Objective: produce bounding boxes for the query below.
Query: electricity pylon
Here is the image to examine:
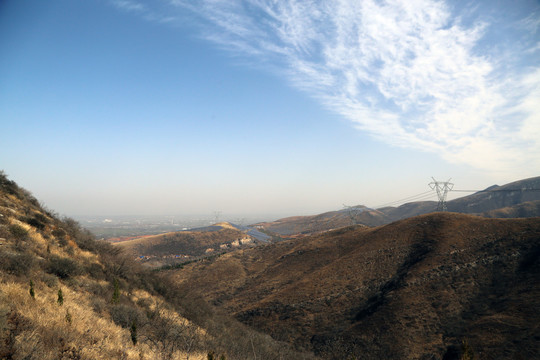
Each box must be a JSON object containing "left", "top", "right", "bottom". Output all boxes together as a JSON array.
[{"left": 429, "top": 177, "right": 454, "bottom": 211}]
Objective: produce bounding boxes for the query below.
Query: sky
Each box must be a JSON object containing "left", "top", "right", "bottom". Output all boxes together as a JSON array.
[{"left": 1, "top": 0, "right": 539, "bottom": 219}]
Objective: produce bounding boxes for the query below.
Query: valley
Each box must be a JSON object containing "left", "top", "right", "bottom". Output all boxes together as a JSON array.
[
  {"left": 114, "top": 222, "right": 271, "bottom": 268},
  {"left": 1, "top": 173, "right": 539, "bottom": 359},
  {"left": 172, "top": 213, "right": 540, "bottom": 359}
]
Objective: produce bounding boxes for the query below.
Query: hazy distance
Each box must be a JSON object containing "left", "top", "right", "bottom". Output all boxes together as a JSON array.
[{"left": 1, "top": 0, "right": 538, "bottom": 218}]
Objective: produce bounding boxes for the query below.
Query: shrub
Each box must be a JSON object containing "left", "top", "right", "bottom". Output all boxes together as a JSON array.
[
  {"left": 0, "top": 224, "right": 9, "bottom": 238},
  {"left": 91, "top": 298, "right": 107, "bottom": 315},
  {"left": 73, "top": 229, "right": 99, "bottom": 252},
  {"left": 39, "top": 273, "right": 58, "bottom": 288},
  {"left": 45, "top": 255, "right": 80, "bottom": 279},
  {"left": 65, "top": 309, "right": 72, "bottom": 324},
  {"left": 461, "top": 340, "right": 476, "bottom": 360},
  {"left": 109, "top": 304, "right": 143, "bottom": 329},
  {"left": 130, "top": 321, "right": 137, "bottom": 345},
  {"left": 9, "top": 224, "right": 28, "bottom": 240},
  {"left": 111, "top": 279, "right": 120, "bottom": 304},
  {"left": 51, "top": 228, "right": 67, "bottom": 239},
  {"left": 86, "top": 262, "right": 105, "bottom": 280},
  {"left": 0, "top": 251, "right": 35, "bottom": 276},
  {"left": 23, "top": 215, "right": 47, "bottom": 231},
  {"left": 0, "top": 211, "right": 8, "bottom": 225},
  {"left": 0, "top": 303, "right": 8, "bottom": 333},
  {"left": 57, "top": 237, "right": 68, "bottom": 247},
  {"left": 29, "top": 280, "right": 35, "bottom": 299},
  {"left": 57, "top": 289, "right": 64, "bottom": 306},
  {"left": 0, "top": 171, "right": 19, "bottom": 196}
]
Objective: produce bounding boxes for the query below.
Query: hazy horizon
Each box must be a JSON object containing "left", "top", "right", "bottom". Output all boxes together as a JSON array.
[{"left": 1, "top": 0, "right": 539, "bottom": 218}]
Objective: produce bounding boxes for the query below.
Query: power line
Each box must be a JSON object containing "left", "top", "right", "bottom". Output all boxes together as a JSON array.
[
  {"left": 371, "top": 183, "right": 540, "bottom": 211},
  {"left": 374, "top": 190, "right": 436, "bottom": 209},
  {"left": 452, "top": 188, "right": 540, "bottom": 193}
]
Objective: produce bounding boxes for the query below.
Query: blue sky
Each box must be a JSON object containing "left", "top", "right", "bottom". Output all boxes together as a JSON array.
[{"left": 1, "top": 0, "right": 539, "bottom": 218}]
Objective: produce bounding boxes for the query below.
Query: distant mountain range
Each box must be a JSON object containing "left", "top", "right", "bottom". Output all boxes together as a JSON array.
[{"left": 255, "top": 176, "right": 540, "bottom": 236}]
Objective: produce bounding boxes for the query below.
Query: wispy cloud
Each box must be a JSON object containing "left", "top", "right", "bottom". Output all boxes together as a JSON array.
[
  {"left": 112, "top": 0, "right": 177, "bottom": 23},
  {"left": 112, "top": 0, "right": 146, "bottom": 13},
  {"left": 115, "top": 0, "right": 540, "bottom": 174}
]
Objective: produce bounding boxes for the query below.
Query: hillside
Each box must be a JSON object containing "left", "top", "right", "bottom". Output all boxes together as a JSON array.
[
  {"left": 481, "top": 200, "right": 540, "bottom": 219},
  {"left": 448, "top": 176, "right": 540, "bottom": 213},
  {"left": 255, "top": 176, "right": 540, "bottom": 237},
  {"left": 0, "top": 172, "right": 311, "bottom": 359},
  {"left": 378, "top": 201, "right": 437, "bottom": 222},
  {"left": 381, "top": 176, "right": 540, "bottom": 221},
  {"left": 115, "top": 222, "right": 269, "bottom": 267},
  {"left": 253, "top": 206, "right": 384, "bottom": 237},
  {"left": 173, "top": 212, "right": 540, "bottom": 359}
]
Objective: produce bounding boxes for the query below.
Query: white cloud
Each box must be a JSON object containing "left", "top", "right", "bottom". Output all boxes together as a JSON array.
[
  {"left": 116, "top": 0, "right": 540, "bottom": 175},
  {"left": 113, "top": 0, "right": 146, "bottom": 13},
  {"left": 112, "top": 0, "right": 177, "bottom": 23}
]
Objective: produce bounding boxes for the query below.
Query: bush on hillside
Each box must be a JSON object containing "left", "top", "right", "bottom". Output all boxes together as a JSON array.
[
  {"left": 45, "top": 255, "right": 80, "bottom": 279},
  {"left": 51, "top": 228, "right": 66, "bottom": 239},
  {"left": 9, "top": 224, "right": 28, "bottom": 240},
  {"left": 0, "top": 171, "right": 19, "bottom": 196},
  {"left": 109, "top": 304, "right": 144, "bottom": 329},
  {"left": 0, "top": 224, "right": 9, "bottom": 238},
  {"left": 0, "top": 251, "right": 35, "bottom": 276},
  {"left": 21, "top": 213, "right": 48, "bottom": 231}
]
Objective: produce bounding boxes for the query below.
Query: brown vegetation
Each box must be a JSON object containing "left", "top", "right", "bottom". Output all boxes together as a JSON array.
[
  {"left": 3, "top": 169, "right": 539, "bottom": 359},
  {"left": 174, "top": 212, "right": 540, "bottom": 359},
  {"left": 115, "top": 225, "right": 259, "bottom": 268},
  {"left": 0, "top": 171, "right": 311, "bottom": 359},
  {"left": 256, "top": 177, "right": 540, "bottom": 238},
  {"left": 253, "top": 209, "right": 378, "bottom": 237}
]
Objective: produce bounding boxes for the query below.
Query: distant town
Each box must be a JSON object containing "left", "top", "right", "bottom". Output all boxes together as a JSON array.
[{"left": 75, "top": 215, "right": 269, "bottom": 240}]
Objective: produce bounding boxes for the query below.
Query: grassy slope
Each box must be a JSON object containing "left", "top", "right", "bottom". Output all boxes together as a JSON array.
[
  {"left": 254, "top": 210, "right": 381, "bottom": 237},
  {"left": 174, "top": 213, "right": 540, "bottom": 359},
  {"left": 0, "top": 173, "right": 311, "bottom": 360},
  {"left": 116, "top": 227, "right": 251, "bottom": 257}
]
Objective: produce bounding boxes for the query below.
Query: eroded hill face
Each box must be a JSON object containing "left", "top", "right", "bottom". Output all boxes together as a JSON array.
[{"left": 174, "top": 213, "right": 540, "bottom": 359}]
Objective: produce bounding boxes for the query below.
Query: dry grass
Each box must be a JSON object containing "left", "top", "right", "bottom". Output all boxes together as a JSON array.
[
  {"left": 0, "top": 272, "right": 209, "bottom": 360},
  {"left": 0, "top": 172, "right": 320, "bottom": 359},
  {"left": 0, "top": 173, "right": 213, "bottom": 360},
  {"left": 175, "top": 213, "right": 540, "bottom": 359}
]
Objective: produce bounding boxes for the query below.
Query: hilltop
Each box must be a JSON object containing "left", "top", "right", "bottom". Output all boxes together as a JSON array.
[
  {"left": 174, "top": 212, "right": 540, "bottom": 359},
  {"left": 381, "top": 176, "right": 540, "bottom": 221},
  {"left": 253, "top": 206, "right": 379, "bottom": 237},
  {"left": 114, "top": 222, "right": 270, "bottom": 268},
  {"left": 0, "top": 172, "right": 311, "bottom": 359},
  {"left": 2, "top": 170, "right": 539, "bottom": 359},
  {"left": 256, "top": 176, "right": 540, "bottom": 237}
]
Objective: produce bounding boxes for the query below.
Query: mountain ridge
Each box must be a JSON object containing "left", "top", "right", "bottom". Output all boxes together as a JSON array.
[
  {"left": 174, "top": 212, "right": 540, "bottom": 359},
  {"left": 114, "top": 221, "right": 271, "bottom": 267},
  {"left": 255, "top": 176, "right": 540, "bottom": 236}
]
